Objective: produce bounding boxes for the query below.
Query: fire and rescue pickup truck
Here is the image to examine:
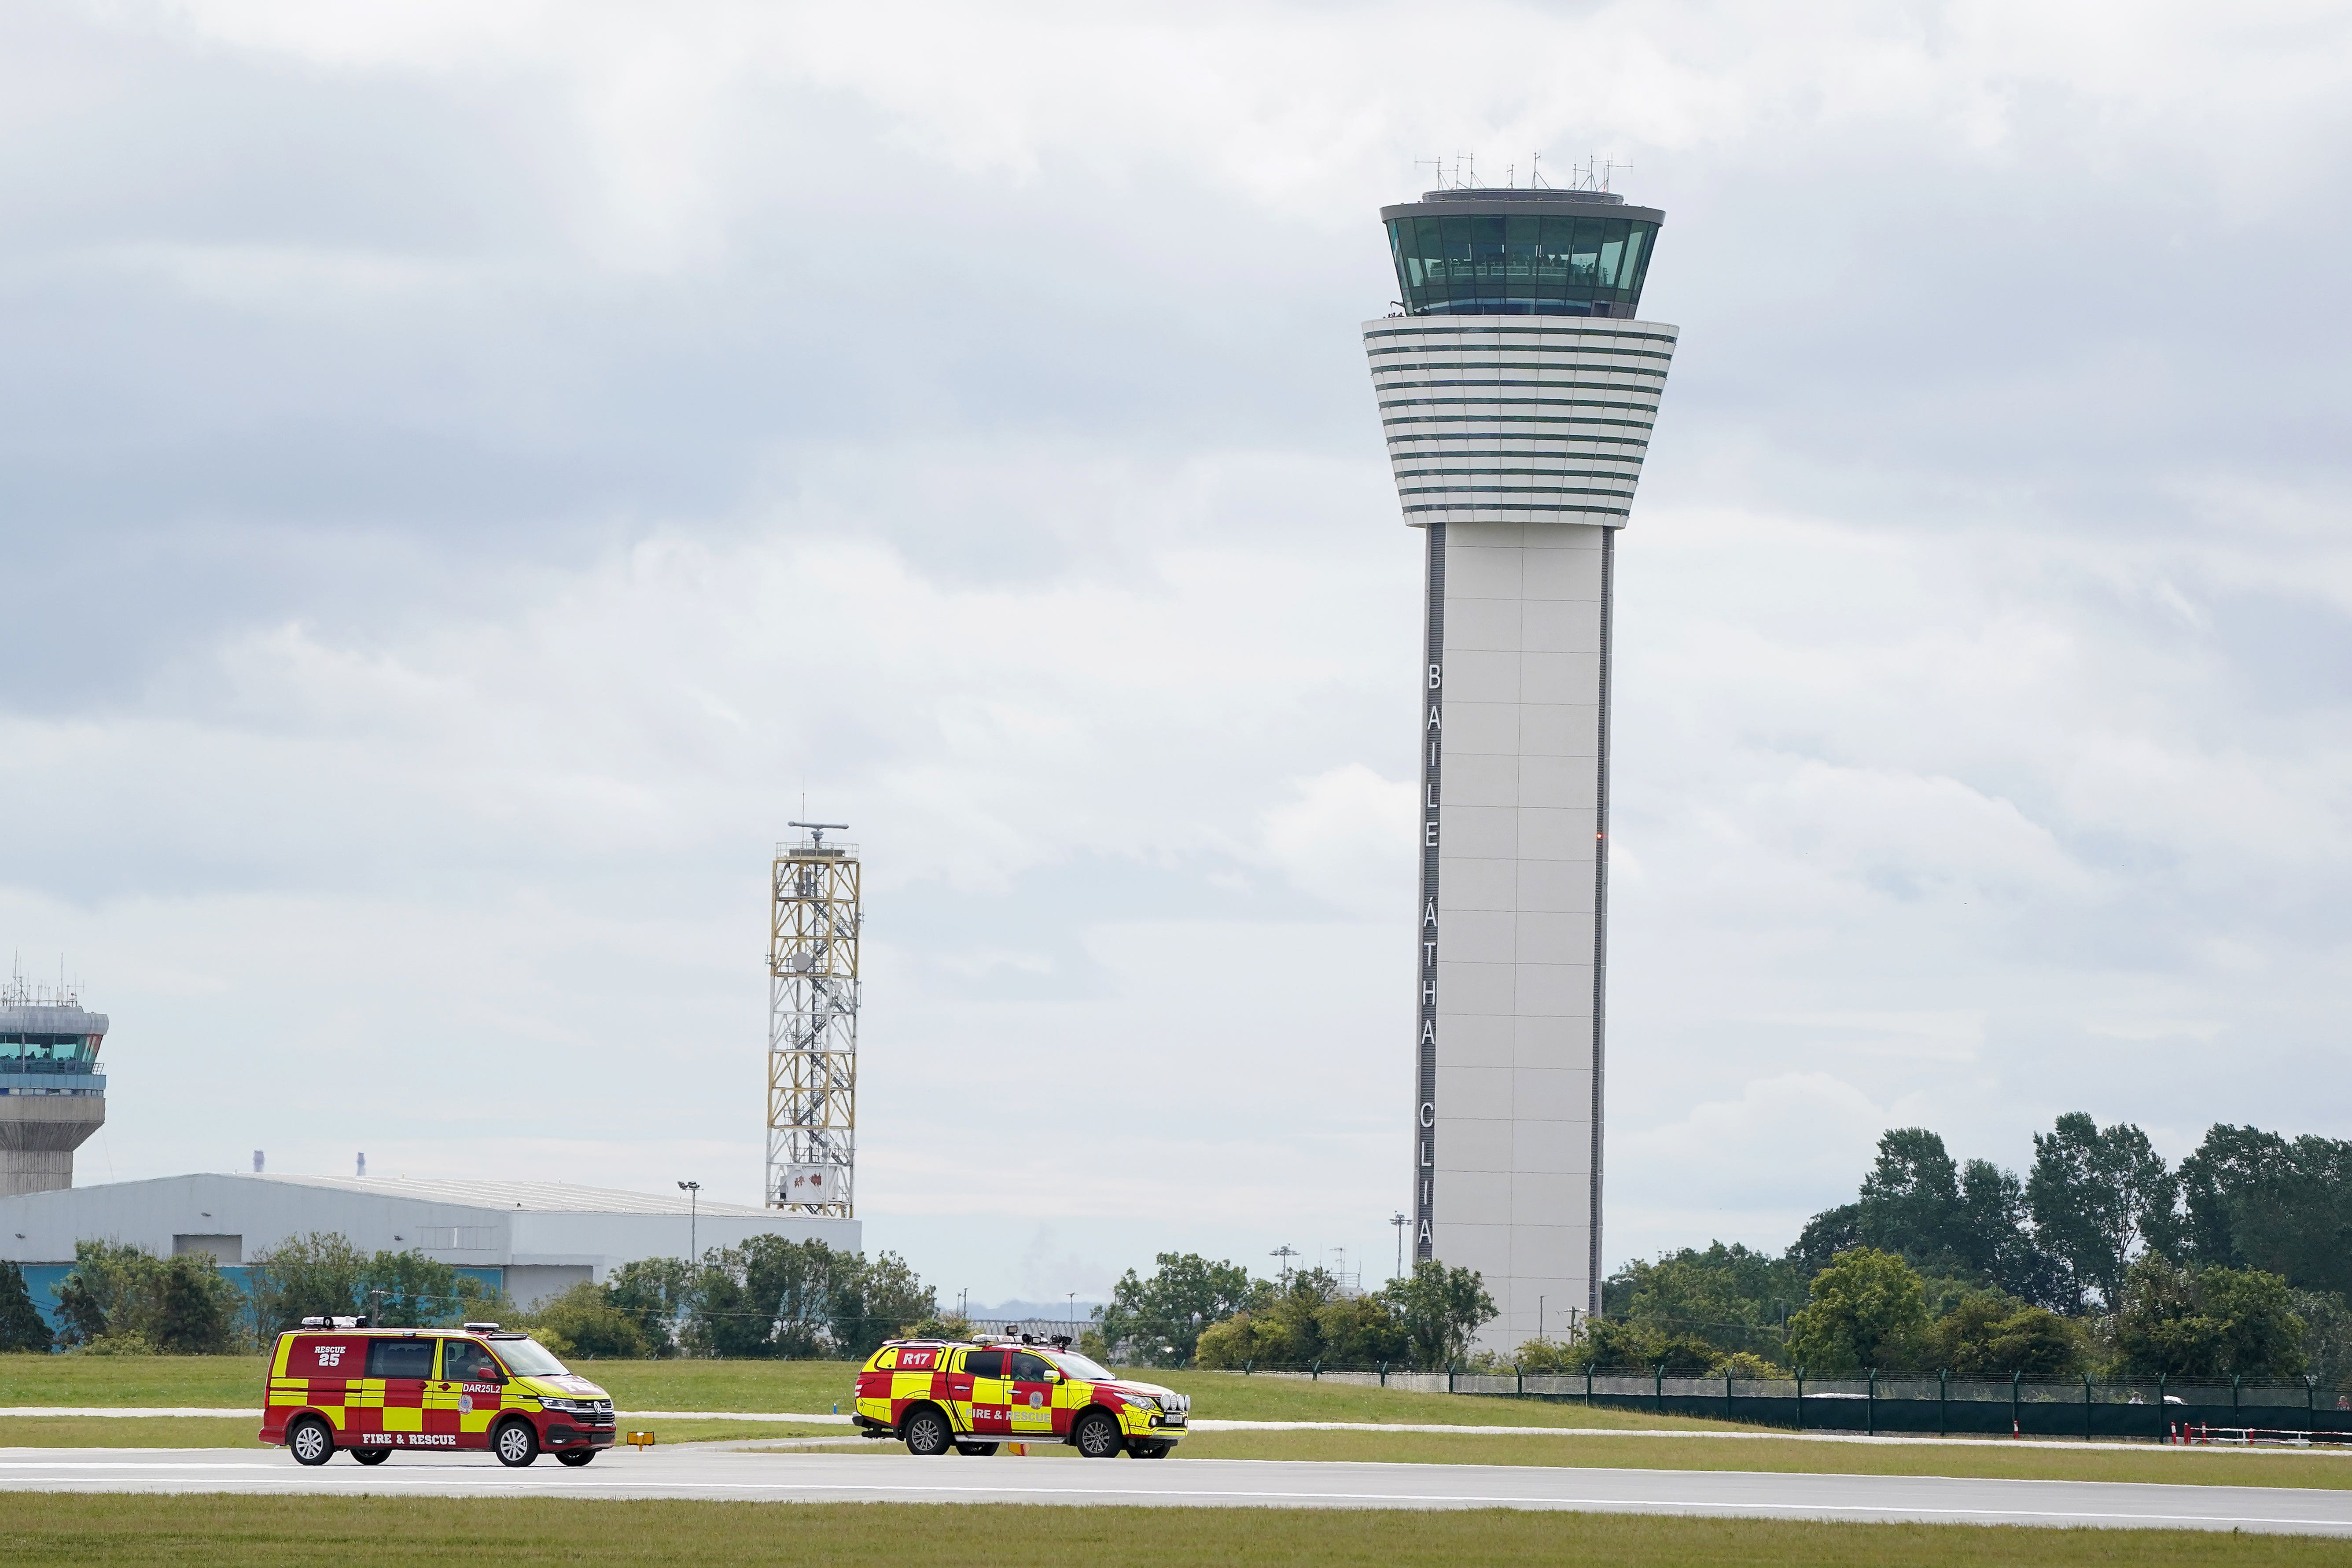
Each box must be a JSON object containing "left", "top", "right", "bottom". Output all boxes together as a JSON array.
[
  {"left": 853, "top": 1334, "right": 1191, "bottom": 1458},
  {"left": 260, "top": 1318, "right": 616, "bottom": 1467}
]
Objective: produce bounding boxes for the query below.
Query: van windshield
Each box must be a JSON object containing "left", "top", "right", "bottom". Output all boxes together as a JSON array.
[{"left": 487, "top": 1336, "right": 570, "bottom": 1377}]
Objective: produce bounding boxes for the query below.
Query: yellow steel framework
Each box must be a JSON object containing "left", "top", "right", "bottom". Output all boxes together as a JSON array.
[{"left": 767, "top": 826, "right": 858, "bottom": 1217}]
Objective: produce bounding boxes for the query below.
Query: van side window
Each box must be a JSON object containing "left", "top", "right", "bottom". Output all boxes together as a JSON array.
[
  {"left": 366, "top": 1339, "right": 436, "bottom": 1380},
  {"left": 963, "top": 1349, "right": 1006, "bottom": 1379},
  {"left": 441, "top": 1340, "right": 501, "bottom": 1383}
]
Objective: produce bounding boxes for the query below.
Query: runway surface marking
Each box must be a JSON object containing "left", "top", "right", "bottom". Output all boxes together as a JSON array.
[
  {"left": 5, "top": 1409, "right": 2345, "bottom": 1456},
  {"left": 5, "top": 1448, "right": 2352, "bottom": 1534}
]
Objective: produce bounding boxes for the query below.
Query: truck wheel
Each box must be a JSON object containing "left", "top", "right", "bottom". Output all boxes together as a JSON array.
[
  {"left": 955, "top": 1442, "right": 999, "bottom": 1457},
  {"left": 556, "top": 1450, "right": 596, "bottom": 1467},
  {"left": 287, "top": 1416, "right": 335, "bottom": 1467},
  {"left": 349, "top": 1447, "right": 390, "bottom": 1466},
  {"left": 1072, "top": 1409, "right": 1123, "bottom": 1458},
  {"left": 902, "top": 1405, "right": 952, "bottom": 1456},
  {"left": 494, "top": 1419, "right": 541, "bottom": 1467}
]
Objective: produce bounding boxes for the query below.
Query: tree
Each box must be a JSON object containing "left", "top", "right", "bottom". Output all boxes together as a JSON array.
[
  {"left": 1952, "top": 1158, "right": 2068, "bottom": 1307},
  {"left": 0, "top": 1261, "right": 52, "bottom": 1352},
  {"left": 2027, "top": 1113, "right": 2179, "bottom": 1310},
  {"left": 605, "top": 1257, "right": 690, "bottom": 1356},
  {"left": 1190, "top": 1269, "right": 1409, "bottom": 1369},
  {"left": 523, "top": 1281, "right": 651, "bottom": 1359},
  {"left": 49, "top": 1242, "right": 240, "bottom": 1353},
  {"left": 835, "top": 1251, "right": 935, "bottom": 1358},
  {"left": 2178, "top": 1125, "right": 2352, "bottom": 1296},
  {"left": 247, "top": 1232, "right": 369, "bottom": 1337},
  {"left": 1857, "top": 1128, "right": 1966, "bottom": 1265},
  {"left": 1097, "top": 1253, "right": 1270, "bottom": 1366},
  {"left": 155, "top": 1254, "right": 242, "bottom": 1353},
  {"left": 2113, "top": 1258, "right": 2307, "bottom": 1380},
  {"left": 1380, "top": 1259, "right": 1495, "bottom": 1369},
  {"left": 1785, "top": 1248, "right": 1928, "bottom": 1373},
  {"left": 1924, "top": 1290, "right": 2083, "bottom": 1377},
  {"left": 1787, "top": 1204, "right": 1862, "bottom": 1280},
  {"left": 1610, "top": 1244, "right": 1804, "bottom": 1361}
]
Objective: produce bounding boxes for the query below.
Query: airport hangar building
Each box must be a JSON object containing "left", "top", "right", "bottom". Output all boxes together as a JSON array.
[{"left": 0, "top": 1172, "right": 861, "bottom": 1329}]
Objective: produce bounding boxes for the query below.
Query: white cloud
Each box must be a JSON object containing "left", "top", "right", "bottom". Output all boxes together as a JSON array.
[{"left": 4, "top": 0, "right": 2351, "bottom": 1300}]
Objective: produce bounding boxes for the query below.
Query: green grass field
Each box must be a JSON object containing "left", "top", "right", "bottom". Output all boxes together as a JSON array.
[
  {"left": 0, "top": 1356, "right": 1739, "bottom": 1430},
  {"left": 0, "top": 1494, "right": 2344, "bottom": 1567}
]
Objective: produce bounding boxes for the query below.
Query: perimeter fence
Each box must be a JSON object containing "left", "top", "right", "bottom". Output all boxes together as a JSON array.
[{"left": 1212, "top": 1362, "right": 2352, "bottom": 1441}]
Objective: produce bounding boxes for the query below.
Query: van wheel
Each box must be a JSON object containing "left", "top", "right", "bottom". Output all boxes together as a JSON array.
[
  {"left": 956, "top": 1442, "right": 999, "bottom": 1457},
  {"left": 556, "top": 1450, "right": 596, "bottom": 1467},
  {"left": 349, "top": 1447, "right": 390, "bottom": 1465},
  {"left": 287, "top": 1416, "right": 335, "bottom": 1466},
  {"left": 1072, "top": 1409, "right": 1123, "bottom": 1458},
  {"left": 494, "top": 1419, "right": 540, "bottom": 1467},
  {"left": 902, "top": 1405, "right": 952, "bottom": 1455}
]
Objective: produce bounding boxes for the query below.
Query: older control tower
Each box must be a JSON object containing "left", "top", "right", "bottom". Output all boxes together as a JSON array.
[
  {"left": 1366, "top": 180, "right": 1676, "bottom": 1348},
  {"left": 0, "top": 972, "right": 109, "bottom": 1197}
]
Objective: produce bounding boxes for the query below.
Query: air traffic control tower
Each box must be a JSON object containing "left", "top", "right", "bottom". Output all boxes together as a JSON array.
[
  {"left": 1366, "top": 183, "right": 1675, "bottom": 1347},
  {"left": 0, "top": 977, "right": 108, "bottom": 1197}
]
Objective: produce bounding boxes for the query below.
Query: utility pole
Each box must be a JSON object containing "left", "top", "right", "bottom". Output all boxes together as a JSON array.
[{"left": 677, "top": 1180, "right": 701, "bottom": 1263}]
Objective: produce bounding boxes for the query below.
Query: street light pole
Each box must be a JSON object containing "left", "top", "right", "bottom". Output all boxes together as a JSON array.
[{"left": 677, "top": 1180, "right": 701, "bottom": 1263}]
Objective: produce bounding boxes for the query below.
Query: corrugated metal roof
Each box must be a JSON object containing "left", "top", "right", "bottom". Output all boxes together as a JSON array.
[{"left": 225, "top": 1172, "right": 773, "bottom": 1217}]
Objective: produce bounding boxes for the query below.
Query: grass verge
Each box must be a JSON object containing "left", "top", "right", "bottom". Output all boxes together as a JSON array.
[
  {"left": 0, "top": 1417, "right": 847, "bottom": 1449},
  {"left": 1171, "top": 1428, "right": 2352, "bottom": 1490},
  {"left": 0, "top": 1357, "right": 1745, "bottom": 1432},
  {"left": 0, "top": 1494, "right": 2345, "bottom": 1565}
]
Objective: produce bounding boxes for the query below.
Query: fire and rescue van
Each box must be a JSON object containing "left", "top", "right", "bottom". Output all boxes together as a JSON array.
[
  {"left": 260, "top": 1318, "right": 616, "bottom": 1468},
  {"left": 852, "top": 1334, "right": 1192, "bottom": 1458}
]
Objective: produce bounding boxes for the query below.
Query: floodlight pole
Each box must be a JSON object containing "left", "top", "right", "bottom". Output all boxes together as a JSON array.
[{"left": 677, "top": 1180, "right": 701, "bottom": 1262}]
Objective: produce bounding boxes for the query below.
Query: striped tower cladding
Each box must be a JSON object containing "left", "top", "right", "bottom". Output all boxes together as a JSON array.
[{"left": 1365, "top": 195, "right": 1675, "bottom": 1351}]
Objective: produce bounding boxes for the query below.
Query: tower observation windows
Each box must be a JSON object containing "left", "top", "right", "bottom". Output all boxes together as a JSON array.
[{"left": 1385, "top": 210, "right": 1658, "bottom": 317}]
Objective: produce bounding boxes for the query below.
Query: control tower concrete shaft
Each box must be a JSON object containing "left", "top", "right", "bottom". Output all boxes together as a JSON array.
[
  {"left": 0, "top": 979, "right": 109, "bottom": 1197},
  {"left": 1366, "top": 184, "right": 1676, "bottom": 1350}
]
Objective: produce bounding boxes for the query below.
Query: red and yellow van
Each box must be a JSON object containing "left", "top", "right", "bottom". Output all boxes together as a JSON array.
[
  {"left": 852, "top": 1335, "right": 1191, "bottom": 1458},
  {"left": 261, "top": 1318, "right": 615, "bottom": 1467}
]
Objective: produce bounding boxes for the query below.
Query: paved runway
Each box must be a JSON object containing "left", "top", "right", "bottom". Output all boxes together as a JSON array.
[{"left": 5, "top": 1446, "right": 2352, "bottom": 1534}]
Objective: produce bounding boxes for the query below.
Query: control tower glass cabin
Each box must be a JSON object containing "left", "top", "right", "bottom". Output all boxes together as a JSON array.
[
  {"left": 0, "top": 986, "right": 109, "bottom": 1197},
  {"left": 1366, "top": 186, "right": 1676, "bottom": 1350}
]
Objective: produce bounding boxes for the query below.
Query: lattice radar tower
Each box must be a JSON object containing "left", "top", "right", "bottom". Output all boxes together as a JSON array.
[{"left": 768, "top": 824, "right": 858, "bottom": 1216}]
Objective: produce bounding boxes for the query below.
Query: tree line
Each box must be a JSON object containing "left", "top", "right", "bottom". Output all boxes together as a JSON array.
[
  {"left": 1570, "top": 1115, "right": 2352, "bottom": 1381},
  {"left": 0, "top": 1233, "right": 942, "bottom": 1361},
  {"left": 1087, "top": 1254, "right": 1498, "bottom": 1370}
]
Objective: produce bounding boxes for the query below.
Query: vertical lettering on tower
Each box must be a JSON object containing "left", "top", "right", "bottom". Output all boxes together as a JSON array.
[{"left": 1415, "top": 521, "right": 1445, "bottom": 1263}]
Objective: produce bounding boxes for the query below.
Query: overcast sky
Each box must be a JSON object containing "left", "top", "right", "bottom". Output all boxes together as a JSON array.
[{"left": 4, "top": 1, "right": 2349, "bottom": 1307}]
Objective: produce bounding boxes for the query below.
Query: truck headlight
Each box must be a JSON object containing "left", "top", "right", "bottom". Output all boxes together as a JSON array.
[{"left": 1121, "top": 1394, "right": 1161, "bottom": 1413}]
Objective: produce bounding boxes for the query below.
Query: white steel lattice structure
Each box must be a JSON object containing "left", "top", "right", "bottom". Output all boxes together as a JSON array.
[{"left": 768, "top": 826, "right": 858, "bottom": 1217}]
